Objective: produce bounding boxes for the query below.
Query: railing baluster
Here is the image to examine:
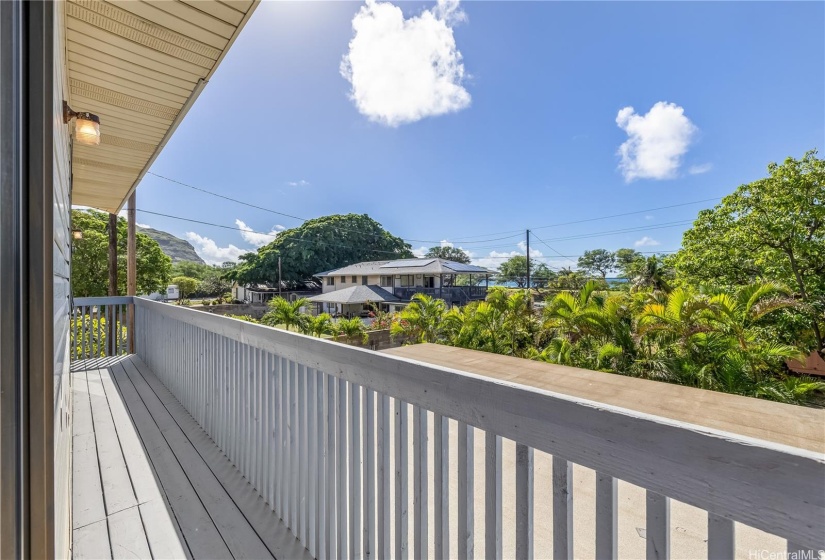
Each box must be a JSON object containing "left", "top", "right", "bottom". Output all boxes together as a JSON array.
[
  {"left": 338, "top": 378, "right": 348, "bottom": 559},
  {"left": 787, "top": 541, "right": 817, "bottom": 559},
  {"left": 596, "top": 472, "right": 617, "bottom": 560},
  {"left": 707, "top": 513, "right": 734, "bottom": 560},
  {"left": 350, "top": 381, "right": 361, "bottom": 559},
  {"left": 281, "top": 356, "right": 289, "bottom": 522},
  {"left": 96, "top": 305, "right": 102, "bottom": 357},
  {"left": 327, "top": 374, "right": 337, "bottom": 560},
  {"left": 363, "top": 387, "right": 376, "bottom": 560},
  {"left": 414, "top": 406, "right": 428, "bottom": 560},
  {"left": 553, "top": 456, "right": 574, "bottom": 560},
  {"left": 516, "top": 443, "right": 533, "bottom": 560},
  {"left": 434, "top": 413, "right": 449, "bottom": 560},
  {"left": 300, "top": 364, "right": 308, "bottom": 546},
  {"left": 458, "top": 422, "right": 474, "bottom": 560},
  {"left": 395, "top": 399, "right": 409, "bottom": 560},
  {"left": 270, "top": 353, "right": 279, "bottom": 513},
  {"left": 485, "top": 432, "right": 502, "bottom": 560},
  {"left": 316, "top": 369, "right": 326, "bottom": 560},
  {"left": 646, "top": 490, "right": 670, "bottom": 560},
  {"left": 308, "top": 368, "right": 317, "bottom": 558},
  {"left": 377, "top": 394, "right": 391, "bottom": 559},
  {"left": 290, "top": 360, "right": 299, "bottom": 536}
]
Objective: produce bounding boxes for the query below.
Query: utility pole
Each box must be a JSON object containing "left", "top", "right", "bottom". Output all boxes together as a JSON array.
[
  {"left": 525, "top": 229, "right": 531, "bottom": 291},
  {"left": 278, "top": 256, "right": 282, "bottom": 297}
]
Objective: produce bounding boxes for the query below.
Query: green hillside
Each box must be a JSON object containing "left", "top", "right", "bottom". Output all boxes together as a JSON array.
[{"left": 137, "top": 226, "right": 205, "bottom": 264}]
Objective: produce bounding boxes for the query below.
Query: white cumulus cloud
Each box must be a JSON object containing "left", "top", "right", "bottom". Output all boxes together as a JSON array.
[
  {"left": 287, "top": 179, "right": 310, "bottom": 187},
  {"left": 616, "top": 102, "right": 697, "bottom": 182},
  {"left": 236, "top": 219, "right": 284, "bottom": 248},
  {"left": 340, "top": 0, "right": 471, "bottom": 127},
  {"left": 185, "top": 232, "right": 247, "bottom": 265},
  {"left": 688, "top": 163, "right": 713, "bottom": 175},
  {"left": 634, "top": 236, "right": 661, "bottom": 247}
]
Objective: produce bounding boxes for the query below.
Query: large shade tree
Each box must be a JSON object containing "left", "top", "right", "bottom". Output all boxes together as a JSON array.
[
  {"left": 71, "top": 210, "right": 172, "bottom": 297},
  {"left": 424, "top": 246, "right": 471, "bottom": 263},
  {"left": 673, "top": 150, "right": 825, "bottom": 351},
  {"left": 577, "top": 249, "right": 616, "bottom": 279},
  {"left": 229, "top": 214, "right": 413, "bottom": 284}
]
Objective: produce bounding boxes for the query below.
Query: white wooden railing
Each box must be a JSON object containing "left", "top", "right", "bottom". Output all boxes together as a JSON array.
[
  {"left": 132, "top": 297, "right": 824, "bottom": 559},
  {"left": 71, "top": 296, "right": 133, "bottom": 360}
]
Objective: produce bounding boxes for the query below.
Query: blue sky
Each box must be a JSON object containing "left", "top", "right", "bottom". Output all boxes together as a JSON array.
[{"left": 131, "top": 0, "right": 825, "bottom": 268}]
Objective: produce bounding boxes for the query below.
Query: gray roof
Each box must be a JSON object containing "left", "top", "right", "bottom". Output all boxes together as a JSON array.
[
  {"left": 315, "top": 258, "right": 491, "bottom": 277},
  {"left": 306, "top": 285, "right": 401, "bottom": 305}
]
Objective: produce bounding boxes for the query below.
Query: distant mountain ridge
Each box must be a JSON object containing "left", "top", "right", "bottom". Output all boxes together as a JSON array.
[{"left": 138, "top": 226, "right": 205, "bottom": 264}]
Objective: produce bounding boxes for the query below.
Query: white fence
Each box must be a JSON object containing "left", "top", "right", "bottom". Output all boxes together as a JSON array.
[{"left": 133, "top": 297, "right": 824, "bottom": 559}]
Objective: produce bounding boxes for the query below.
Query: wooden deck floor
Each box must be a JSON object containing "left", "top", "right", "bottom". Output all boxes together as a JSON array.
[{"left": 71, "top": 355, "right": 311, "bottom": 560}]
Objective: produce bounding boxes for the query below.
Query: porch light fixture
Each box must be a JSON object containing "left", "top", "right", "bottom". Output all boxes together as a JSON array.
[
  {"left": 72, "top": 229, "right": 83, "bottom": 240},
  {"left": 63, "top": 101, "right": 100, "bottom": 146}
]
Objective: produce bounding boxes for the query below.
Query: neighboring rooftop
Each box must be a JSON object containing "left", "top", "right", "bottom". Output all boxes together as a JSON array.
[
  {"left": 306, "top": 285, "right": 400, "bottom": 305},
  {"left": 315, "top": 258, "right": 491, "bottom": 277}
]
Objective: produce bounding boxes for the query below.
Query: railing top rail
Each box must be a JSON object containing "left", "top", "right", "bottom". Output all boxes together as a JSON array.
[
  {"left": 134, "top": 297, "right": 825, "bottom": 548},
  {"left": 74, "top": 296, "right": 135, "bottom": 306}
]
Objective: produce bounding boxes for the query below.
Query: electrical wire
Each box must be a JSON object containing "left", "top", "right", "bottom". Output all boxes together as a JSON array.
[{"left": 146, "top": 171, "right": 717, "bottom": 244}]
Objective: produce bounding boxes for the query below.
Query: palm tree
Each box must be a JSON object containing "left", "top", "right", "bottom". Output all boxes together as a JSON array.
[
  {"left": 706, "top": 281, "right": 798, "bottom": 351},
  {"left": 262, "top": 296, "right": 309, "bottom": 332},
  {"left": 630, "top": 256, "right": 672, "bottom": 293},
  {"left": 337, "top": 317, "right": 368, "bottom": 344},
  {"left": 543, "top": 279, "right": 605, "bottom": 342},
  {"left": 302, "top": 313, "right": 335, "bottom": 337},
  {"left": 391, "top": 294, "right": 447, "bottom": 344}
]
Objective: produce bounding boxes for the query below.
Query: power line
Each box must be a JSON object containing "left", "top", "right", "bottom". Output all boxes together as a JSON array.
[
  {"left": 146, "top": 171, "right": 716, "bottom": 244},
  {"left": 137, "top": 209, "right": 413, "bottom": 257},
  {"left": 437, "top": 197, "right": 719, "bottom": 241},
  {"left": 146, "top": 171, "right": 523, "bottom": 246}
]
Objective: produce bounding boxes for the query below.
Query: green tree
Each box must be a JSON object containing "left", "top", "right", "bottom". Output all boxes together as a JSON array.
[
  {"left": 424, "top": 246, "right": 471, "bottom": 263},
  {"left": 577, "top": 249, "right": 617, "bottom": 279},
  {"left": 170, "top": 261, "right": 212, "bottom": 279},
  {"left": 673, "top": 150, "right": 825, "bottom": 351},
  {"left": 171, "top": 276, "right": 200, "bottom": 301},
  {"left": 391, "top": 294, "right": 447, "bottom": 343},
  {"left": 228, "top": 214, "right": 412, "bottom": 285},
  {"left": 496, "top": 255, "right": 536, "bottom": 287},
  {"left": 301, "top": 313, "right": 336, "bottom": 337},
  {"left": 337, "top": 317, "right": 368, "bottom": 344},
  {"left": 615, "top": 248, "right": 643, "bottom": 277},
  {"left": 532, "top": 263, "right": 555, "bottom": 288},
  {"left": 71, "top": 209, "right": 171, "bottom": 296},
  {"left": 262, "top": 296, "right": 309, "bottom": 331}
]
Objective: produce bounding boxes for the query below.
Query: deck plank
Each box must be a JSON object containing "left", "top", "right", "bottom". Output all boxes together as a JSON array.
[
  {"left": 109, "top": 361, "right": 232, "bottom": 559},
  {"left": 86, "top": 369, "right": 139, "bottom": 516},
  {"left": 108, "top": 506, "right": 151, "bottom": 560},
  {"left": 72, "top": 371, "right": 106, "bottom": 530},
  {"left": 120, "top": 356, "right": 275, "bottom": 559},
  {"left": 97, "top": 365, "right": 190, "bottom": 559},
  {"left": 73, "top": 519, "right": 111, "bottom": 560},
  {"left": 129, "top": 355, "right": 313, "bottom": 560}
]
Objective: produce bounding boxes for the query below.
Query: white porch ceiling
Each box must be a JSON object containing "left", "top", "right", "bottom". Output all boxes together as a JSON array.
[{"left": 66, "top": 0, "right": 258, "bottom": 214}]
